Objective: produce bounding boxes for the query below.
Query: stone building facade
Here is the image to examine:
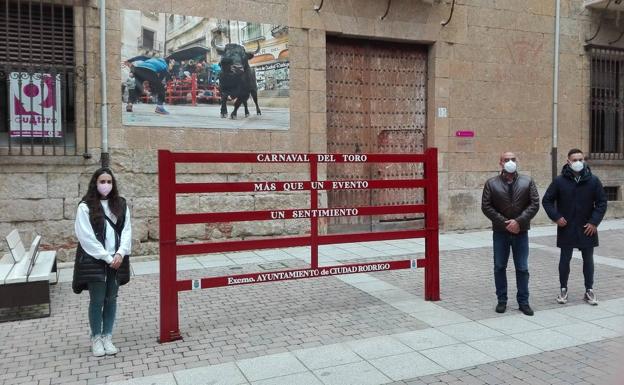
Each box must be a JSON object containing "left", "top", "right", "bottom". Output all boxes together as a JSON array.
[{"left": 0, "top": 0, "right": 622, "bottom": 261}]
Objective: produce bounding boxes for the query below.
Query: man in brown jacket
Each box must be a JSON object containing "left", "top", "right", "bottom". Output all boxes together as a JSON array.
[{"left": 482, "top": 151, "right": 540, "bottom": 316}]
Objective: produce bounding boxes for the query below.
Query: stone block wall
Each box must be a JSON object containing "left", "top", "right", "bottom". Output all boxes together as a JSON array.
[
  {"left": 1, "top": 0, "right": 623, "bottom": 261},
  {"left": 0, "top": 155, "right": 102, "bottom": 261}
]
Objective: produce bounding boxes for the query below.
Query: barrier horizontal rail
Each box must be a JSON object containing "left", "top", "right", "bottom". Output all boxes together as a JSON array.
[
  {"left": 175, "top": 229, "right": 429, "bottom": 255},
  {"left": 176, "top": 260, "right": 426, "bottom": 291},
  {"left": 176, "top": 204, "right": 427, "bottom": 224},
  {"left": 176, "top": 179, "right": 428, "bottom": 193},
  {"left": 171, "top": 152, "right": 427, "bottom": 163}
]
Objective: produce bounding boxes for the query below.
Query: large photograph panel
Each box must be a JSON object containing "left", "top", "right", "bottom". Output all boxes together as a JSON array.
[{"left": 120, "top": 10, "right": 289, "bottom": 130}]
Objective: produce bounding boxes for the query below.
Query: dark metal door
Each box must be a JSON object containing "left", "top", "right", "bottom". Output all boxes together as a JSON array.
[{"left": 326, "top": 37, "right": 427, "bottom": 233}]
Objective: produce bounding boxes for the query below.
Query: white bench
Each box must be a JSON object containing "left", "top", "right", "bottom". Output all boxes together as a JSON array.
[{"left": 0, "top": 229, "right": 58, "bottom": 320}]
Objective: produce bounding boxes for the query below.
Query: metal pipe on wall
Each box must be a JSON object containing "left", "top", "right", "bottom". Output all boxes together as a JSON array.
[
  {"left": 552, "top": 0, "right": 561, "bottom": 180},
  {"left": 83, "top": 3, "right": 91, "bottom": 159},
  {"left": 99, "top": 0, "right": 109, "bottom": 167}
]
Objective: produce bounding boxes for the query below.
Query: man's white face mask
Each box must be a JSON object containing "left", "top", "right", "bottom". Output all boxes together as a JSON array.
[
  {"left": 570, "top": 160, "right": 584, "bottom": 173},
  {"left": 503, "top": 160, "right": 517, "bottom": 174}
]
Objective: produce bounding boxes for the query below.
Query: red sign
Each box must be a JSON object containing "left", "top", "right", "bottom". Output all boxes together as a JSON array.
[
  {"left": 255, "top": 153, "right": 370, "bottom": 162},
  {"left": 188, "top": 260, "right": 422, "bottom": 290}
]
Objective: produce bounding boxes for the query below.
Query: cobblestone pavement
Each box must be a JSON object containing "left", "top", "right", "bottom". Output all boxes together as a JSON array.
[
  {"left": 371, "top": 237, "right": 624, "bottom": 321},
  {"left": 394, "top": 336, "right": 624, "bottom": 385},
  {"left": 531, "top": 230, "right": 624, "bottom": 261},
  {"left": 0, "top": 220, "right": 622, "bottom": 385}
]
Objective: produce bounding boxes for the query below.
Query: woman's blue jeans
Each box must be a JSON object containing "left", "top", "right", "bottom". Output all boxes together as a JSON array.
[
  {"left": 493, "top": 231, "right": 530, "bottom": 305},
  {"left": 87, "top": 266, "right": 119, "bottom": 337}
]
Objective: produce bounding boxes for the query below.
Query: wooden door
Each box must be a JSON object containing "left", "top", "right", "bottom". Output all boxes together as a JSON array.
[{"left": 326, "top": 37, "right": 427, "bottom": 233}]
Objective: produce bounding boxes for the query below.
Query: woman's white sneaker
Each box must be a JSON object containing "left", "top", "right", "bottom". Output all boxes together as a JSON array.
[
  {"left": 556, "top": 288, "right": 568, "bottom": 304},
  {"left": 91, "top": 336, "right": 105, "bottom": 357},
  {"left": 102, "top": 334, "right": 119, "bottom": 355}
]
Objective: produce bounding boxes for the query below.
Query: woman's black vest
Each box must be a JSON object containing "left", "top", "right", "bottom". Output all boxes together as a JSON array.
[{"left": 72, "top": 198, "right": 130, "bottom": 294}]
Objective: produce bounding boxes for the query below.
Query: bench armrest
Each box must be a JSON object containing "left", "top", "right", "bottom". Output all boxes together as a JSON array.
[{"left": 27, "top": 251, "right": 57, "bottom": 282}]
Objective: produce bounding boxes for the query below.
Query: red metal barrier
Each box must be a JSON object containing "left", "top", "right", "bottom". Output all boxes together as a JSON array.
[
  {"left": 165, "top": 74, "right": 197, "bottom": 106},
  {"left": 158, "top": 149, "right": 440, "bottom": 343}
]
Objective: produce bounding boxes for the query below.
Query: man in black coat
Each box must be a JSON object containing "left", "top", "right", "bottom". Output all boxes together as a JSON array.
[
  {"left": 482, "top": 151, "right": 540, "bottom": 316},
  {"left": 542, "top": 148, "right": 608, "bottom": 306}
]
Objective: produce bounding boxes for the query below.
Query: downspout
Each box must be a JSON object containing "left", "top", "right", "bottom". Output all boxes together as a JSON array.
[
  {"left": 551, "top": 0, "right": 561, "bottom": 181},
  {"left": 99, "top": 0, "right": 110, "bottom": 167}
]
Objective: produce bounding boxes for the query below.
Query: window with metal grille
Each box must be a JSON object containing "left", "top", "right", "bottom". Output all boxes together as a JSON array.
[
  {"left": 241, "top": 23, "right": 263, "bottom": 43},
  {"left": 140, "top": 28, "right": 155, "bottom": 50},
  {"left": 0, "top": 0, "right": 88, "bottom": 157},
  {"left": 604, "top": 186, "right": 619, "bottom": 201},
  {"left": 588, "top": 46, "right": 624, "bottom": 160}
]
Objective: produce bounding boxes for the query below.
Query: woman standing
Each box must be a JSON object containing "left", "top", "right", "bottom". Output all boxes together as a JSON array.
[{"left": 73, "top": 168, "right": 132, "bottom": 357}]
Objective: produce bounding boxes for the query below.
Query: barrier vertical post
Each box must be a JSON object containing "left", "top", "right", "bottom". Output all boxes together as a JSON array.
[
  {"left": 310, "top": 158, "right": 319, "bottom": 269},
  {"left": 166, "top": 80, "right": 172, "bottom": 105},
  {"left": 158, "top": 150, "right": 182, "bottom": 342},
  {"left": 424, "top": 147, "right": 440, "bottom": 300},
  {"left": 191, "top": 74, "right": 197, "bottom": 106}
]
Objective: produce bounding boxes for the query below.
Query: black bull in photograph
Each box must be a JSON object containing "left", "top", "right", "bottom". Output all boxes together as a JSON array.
[{"left": 212, "top": 39, "right": 262, "bottom": 119}]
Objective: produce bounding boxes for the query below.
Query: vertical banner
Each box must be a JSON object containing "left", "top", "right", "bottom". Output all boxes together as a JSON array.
[{"left": 9, "top": 73, "right": 63, "bottom": 138}]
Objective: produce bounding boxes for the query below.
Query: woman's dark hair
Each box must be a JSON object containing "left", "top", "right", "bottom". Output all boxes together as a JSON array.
[{"left": 81, "top": 167, "right": 124, "bottom": 222}]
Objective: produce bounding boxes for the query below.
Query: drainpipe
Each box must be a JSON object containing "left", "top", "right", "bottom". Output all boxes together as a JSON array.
[
  {"left": 551, "top": 0, "right": 561, "bottom": 181},
  {"left": 99, "top": 0, "right": 110, "bottom": 167}
]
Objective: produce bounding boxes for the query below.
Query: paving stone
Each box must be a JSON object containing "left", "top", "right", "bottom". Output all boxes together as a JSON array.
[
  {"left": 420, "top": 344, "right": 494, "bottom": 371},
  {"left": 467, "top": 336, "right": 542, "bottom": 360},
  {"left": 346, "top": 336, "right": 413, "bottom": 360},
  {"left": 173, "top": 362, "right": 247, "bottom": 385},
  {"left": 313, "top": 361, "right": 391, "bottom": 385},
  {"left": 236, "top": 352, "right": 307, "bottom": 382},
  {"left": 107, "top": 374, "right": 176, "bottom": 385},
  {"left": 293, "top": 343, "right": 362, "bottom": 370},
  {"left": 393, "top": 329, "right": 460, "bottom": 351},
  {"left": 477, "top": 315, "right": 543, "bottom": 335},
  {"left": 369, "top": 351, "right": 445, "bottom": 381},
  {"left": 555, "top": 321, "right": 620, "bottom": 343},
  {"left": 435, "top": 322, "right": 503, "bottom": 342},
  {"left": 591, "top": 315, "right": 624, "bottom": 333},
  {"left": 251, "top": 372, "right": 323, "bottom": 385},
  {"left": 511, "top": 329, "right": 583, "bottom": 351}
]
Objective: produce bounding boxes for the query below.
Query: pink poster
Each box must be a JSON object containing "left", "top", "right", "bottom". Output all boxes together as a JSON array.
[{"left": 9, "top": 73, "right": 63, "bottom": 138}]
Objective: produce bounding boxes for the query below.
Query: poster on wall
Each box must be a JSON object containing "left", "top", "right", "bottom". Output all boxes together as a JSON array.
[
  {"left": 120, "top": 9, "right": 290, "bottom": 130},
  {"left": 9, "top": 73, "right": 63, "bottom": 138}
]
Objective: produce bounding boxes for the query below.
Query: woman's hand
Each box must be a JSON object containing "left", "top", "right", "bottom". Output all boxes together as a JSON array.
[{"left": 110, "top": 253, "right": 123, "bottom": 269}]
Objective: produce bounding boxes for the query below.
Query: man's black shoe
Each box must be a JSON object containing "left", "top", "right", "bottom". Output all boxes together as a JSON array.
[
  {"left": 519, "top": 304, "right": 534, "bottom": 316},
  {"left": 495, "top": 302, "right": 506, "bottom": 313}
]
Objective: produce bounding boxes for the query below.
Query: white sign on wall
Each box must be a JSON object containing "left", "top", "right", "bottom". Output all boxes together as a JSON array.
[
  {"left": 9, "top": 72, "right": 63, "bottom": 138},
  {"left": 258, "top": 42, "right": 288, "bottom": 56}
]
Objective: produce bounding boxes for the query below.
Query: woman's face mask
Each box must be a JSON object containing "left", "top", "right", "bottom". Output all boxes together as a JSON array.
[{"left": 97, "top": 174, "right": 113, "bottom": 197}]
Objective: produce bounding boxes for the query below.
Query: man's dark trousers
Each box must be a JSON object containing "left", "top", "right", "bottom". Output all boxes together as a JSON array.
[{"left": 493, "top": 230, "right": 530, "bottom": 305}]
